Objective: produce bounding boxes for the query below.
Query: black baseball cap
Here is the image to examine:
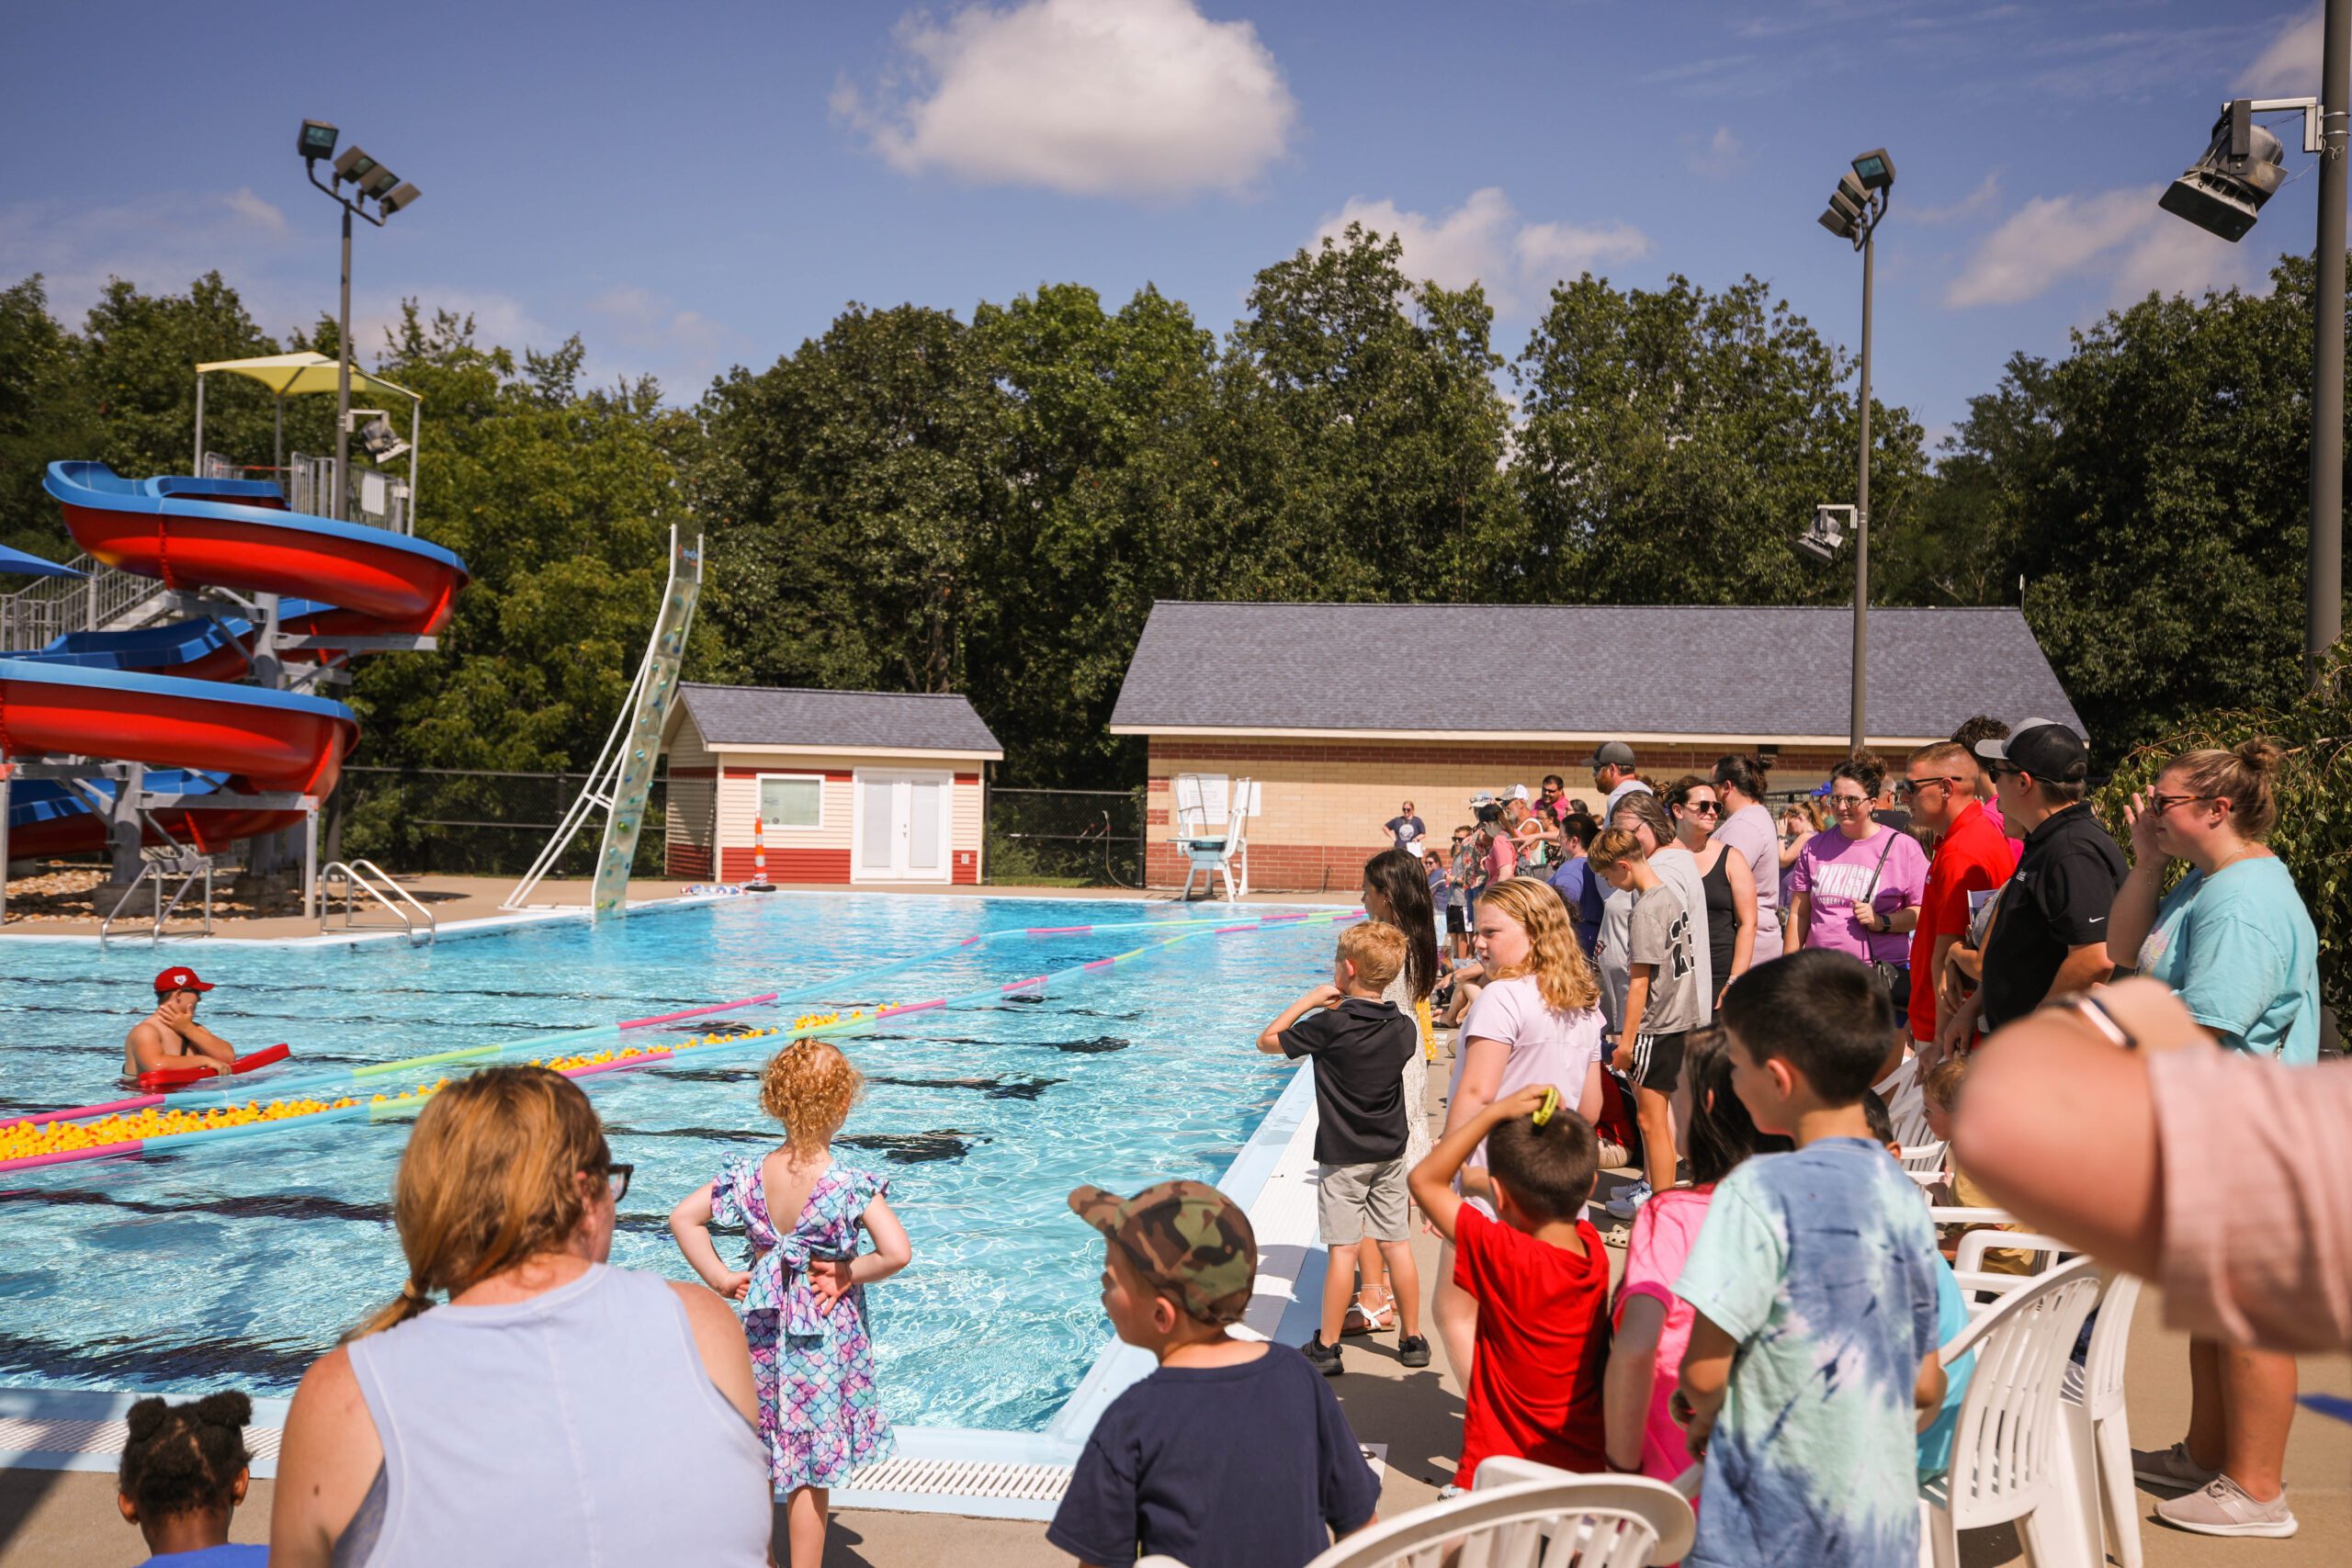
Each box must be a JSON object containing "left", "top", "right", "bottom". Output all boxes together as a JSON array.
[{"left": 1973, "top": 718, "right": 2087, "bottom": 784}]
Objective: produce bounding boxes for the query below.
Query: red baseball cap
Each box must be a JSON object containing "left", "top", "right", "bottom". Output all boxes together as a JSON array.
[{"left": 153, "top": 966, "right": 216, "bottom": 994}]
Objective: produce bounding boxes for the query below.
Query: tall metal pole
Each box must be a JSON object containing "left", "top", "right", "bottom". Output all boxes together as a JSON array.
[
  {"left": 2312, "top": 0, "right": 2349, "bottom": 682},
  {"left": 1852, "top": 213, "right": 1874, "bottom": 752},
  {"left": 335, "top": 201, "right": 353, "bottom": 523}
]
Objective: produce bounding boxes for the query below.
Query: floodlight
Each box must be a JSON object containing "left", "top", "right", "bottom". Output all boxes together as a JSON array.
[
  {"left": 355, "top": 417, "right": 411, "bottom": 463},
  {"left": 1798, "top": 503, "right": 1852, "bottom": 564},
  {"left": 1837, "top": 170, "right": 1868, "bottom": 207},
  {"left": 356, "top": 164, "right": 400, "bottom": 199},
  {"left": 377, "top": 182, "right": 422, "bottom": 216},
  {"left": 334, "top": 146, "right": 379, "bottom": 186},
  {"left": 1819, "top": 205, "right": 1857, "bottom": 238},
  {"left": 298, "top": 119, "right": 339, "bottom": 161},
  {"left": 1850, "top": 148, "right": 1895, "bottom": 191},
  {"left": 2158, "top": 101, "right": 2287, "bottom": 243}
]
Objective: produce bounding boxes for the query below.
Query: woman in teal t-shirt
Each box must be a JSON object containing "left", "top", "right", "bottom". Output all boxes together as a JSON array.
[{"left": 2107, "top": 738, "right": 2317, "bottom": 1540}]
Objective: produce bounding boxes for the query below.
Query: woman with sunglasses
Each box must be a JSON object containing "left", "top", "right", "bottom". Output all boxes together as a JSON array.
[
  {"left": 2104, "top": 739, "right": 2317, "bottom": 1539},
  {"left": 273, "top": 1066, "right": 773, "bottom": 1567},
  {"left": 1783, "top": 753, "right": 1928, "bottom": 1038},
  {"left": 1665, "top": 775, "right": 1757, "bottom": 1005}
]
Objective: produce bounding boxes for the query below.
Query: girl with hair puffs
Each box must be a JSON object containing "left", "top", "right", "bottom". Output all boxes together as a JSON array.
[{"left": 672, "top": 1039, "right": 913, "bottom": 1568}]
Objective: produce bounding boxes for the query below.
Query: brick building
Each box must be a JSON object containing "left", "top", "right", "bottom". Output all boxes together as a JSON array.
[
  {"left": 1110, "top": 602, "right": 2086, "bottom": 894},
  {"left": 662, "top": 684, "right": 1001, "bottom": 886}
]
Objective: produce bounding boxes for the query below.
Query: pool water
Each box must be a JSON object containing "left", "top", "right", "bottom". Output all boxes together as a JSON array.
[{"left": 0, "top": 895, "right": 1341, "bottom": 1431}]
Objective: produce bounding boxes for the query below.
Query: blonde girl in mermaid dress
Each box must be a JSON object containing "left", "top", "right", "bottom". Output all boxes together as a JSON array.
[{"left": 671, "top": 1039, "right": 912, "bottom": 1568}]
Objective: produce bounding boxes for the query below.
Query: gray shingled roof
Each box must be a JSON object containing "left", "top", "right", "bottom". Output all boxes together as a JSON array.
[
  {"left": 675, "top": 683, "right": 1002, "bottom": 755},
  {"left": 1109, "top": 602, "right": 2086, "bottom": 741}
]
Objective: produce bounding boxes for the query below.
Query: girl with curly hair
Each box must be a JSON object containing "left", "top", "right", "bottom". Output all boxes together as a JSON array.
[
  {"left": 118, "top": 1391, "right": 263, "bottom": 1564},
  {"left": 670, "top": 1037, "right": 912, "bottom": 1568},
  {"left": 1428, "top": 874, "right": 1606, "bottom": 1382}
]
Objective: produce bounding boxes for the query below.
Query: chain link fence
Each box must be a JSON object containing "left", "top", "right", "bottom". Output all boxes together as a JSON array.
[
  {"left": 338, "top": 766, "right": 667, "bottom": 879},
  {"left": 985, "top": 786, "right": 1143, "bottom": 887}
]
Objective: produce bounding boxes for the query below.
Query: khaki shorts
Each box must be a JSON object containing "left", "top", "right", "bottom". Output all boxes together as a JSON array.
[{"left": 1317, "top": 1157, "right": 1411, "bottom": 1245}]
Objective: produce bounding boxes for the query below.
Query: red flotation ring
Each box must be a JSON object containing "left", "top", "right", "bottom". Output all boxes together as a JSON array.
[{"left": 136, "top": 1043, "right": 291, "bottom": 1093}]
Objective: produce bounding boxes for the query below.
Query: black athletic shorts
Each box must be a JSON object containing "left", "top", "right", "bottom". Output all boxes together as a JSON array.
[
  {"left": 1630, "top": 1030, "right": 1689, "bottom": 1095},
  {"left": 1445, "top": 904, "right": 1470, "bottom": 934}
]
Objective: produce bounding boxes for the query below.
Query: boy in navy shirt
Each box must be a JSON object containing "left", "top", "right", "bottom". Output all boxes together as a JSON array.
[{"left": 1048, "top": 1180, "right": 1381, "bottom": 1568}]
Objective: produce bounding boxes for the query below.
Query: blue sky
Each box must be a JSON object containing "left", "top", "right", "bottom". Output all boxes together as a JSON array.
[{"left": 0, "top": 1, "right": 2331, "bottom": 448}]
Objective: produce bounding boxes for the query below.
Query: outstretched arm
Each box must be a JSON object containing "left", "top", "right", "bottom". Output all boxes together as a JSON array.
[{"left": 1408, "top": 1083, "right": 1553, "bottom": 1241}]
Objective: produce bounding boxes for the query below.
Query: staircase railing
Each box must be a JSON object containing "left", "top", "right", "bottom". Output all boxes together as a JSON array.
[
  {"left": 319, "top": 859, "right": 437, "bottom": 943},
  {"left": 0, "top": 554, "right": 182, "bottom": 647},
  {"left": 97, "top": 854, "right": 217, "bottom": 948}
]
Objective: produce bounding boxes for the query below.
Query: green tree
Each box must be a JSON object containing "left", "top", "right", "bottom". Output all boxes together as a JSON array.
[
  {"left": 1512, "top": 272, "right": 1928, "bottom": 606},
  {"left": 1927, "top": 256, "right": 2329, "bottom": 762}
]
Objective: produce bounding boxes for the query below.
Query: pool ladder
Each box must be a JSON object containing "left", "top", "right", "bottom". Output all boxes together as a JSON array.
[
  {"left": 319, "top": 859, "right": 437, "bottom": 944},
  {"left": 96, "top": 853, "right": 218, "bottom": 947}
]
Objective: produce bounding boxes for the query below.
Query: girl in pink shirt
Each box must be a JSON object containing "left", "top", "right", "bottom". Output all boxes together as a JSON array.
[{"left": 1602, "top": 1029, "right": 1791, "bottom": 1484}]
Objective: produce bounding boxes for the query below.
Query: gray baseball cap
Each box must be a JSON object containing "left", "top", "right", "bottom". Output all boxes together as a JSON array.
[
  {"left": 1587, "top": 740, "right": 1636, "bottom": 768},
  {"left": 1973, "top": 717, "right": 2087, "bottom": 784}
]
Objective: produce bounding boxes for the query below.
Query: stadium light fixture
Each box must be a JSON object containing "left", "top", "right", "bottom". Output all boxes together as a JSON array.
[
  {"left": 298, "top": 120, "right": 338, "bottom": 162},
  {"left": 1810, "top": 150, "right": 1893, "bottom": 750},
  {"left": 300, "top": 120, "right": 421, "bottom": 522}
]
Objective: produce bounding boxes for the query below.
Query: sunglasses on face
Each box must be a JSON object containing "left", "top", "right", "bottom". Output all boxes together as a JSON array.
[
  {"left": 1682, "top": 800, "right": 1722, "bottom": 816},
  {"left": 1894, "top": 775, "right": 1965, "bottom": 800},
  {"left": 2147, "top": 792, "right": 2219, "bottom": 817},
  {"left": 1828, "top": 795, "right": 1871, "bottom": 809}
]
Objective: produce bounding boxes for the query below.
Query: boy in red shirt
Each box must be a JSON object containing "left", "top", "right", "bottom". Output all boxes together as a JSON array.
[{"left": 1408, "top": 1081, "right": 1609, "bottom": 1486}]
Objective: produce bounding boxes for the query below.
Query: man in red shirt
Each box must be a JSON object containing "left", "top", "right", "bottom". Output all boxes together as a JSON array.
[{"left": 1902, "top": 741, "right": 2016, "bottom": 1060}]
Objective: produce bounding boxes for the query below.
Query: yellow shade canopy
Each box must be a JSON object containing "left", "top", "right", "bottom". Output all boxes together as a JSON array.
[{"left": 194, "top": 352, "right": 420, "bottom": 406}]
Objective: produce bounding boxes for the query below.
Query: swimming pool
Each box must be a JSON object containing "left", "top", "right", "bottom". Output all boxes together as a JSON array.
[{"left": 0, "top": 894, "right": 1343, "bottom": 1432}]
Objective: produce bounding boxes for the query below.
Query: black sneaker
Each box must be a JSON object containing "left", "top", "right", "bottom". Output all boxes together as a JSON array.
[
  {"left": 1397, "top": 1335, "right": 1432, "bottom": 1369},
  {"left": 1302, "top": 1334, "right": 1343, "bottom": 1376}
]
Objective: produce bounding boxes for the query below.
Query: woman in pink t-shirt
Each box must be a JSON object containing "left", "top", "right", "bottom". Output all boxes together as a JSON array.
[
  {"left": 1602, "top": 1029, "right": 1791, "bottom": 1484},
  {"left": 1429, "top": 876, "right": 1606, "bottom": 1382}
]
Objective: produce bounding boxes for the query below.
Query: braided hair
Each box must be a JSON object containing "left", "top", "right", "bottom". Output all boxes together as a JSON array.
[{"left": 118, "top": 1392, "right": 252, "bottom": 1522}]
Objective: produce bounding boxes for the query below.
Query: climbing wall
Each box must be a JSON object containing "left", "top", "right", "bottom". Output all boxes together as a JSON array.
[{"left": 591, "top": 532, "right": 702, "bottom": 914}]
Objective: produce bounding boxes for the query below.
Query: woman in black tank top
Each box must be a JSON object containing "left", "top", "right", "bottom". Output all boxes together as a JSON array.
[{"left": 1666, "top": 776, "right": 1758, "bottom": 1003}]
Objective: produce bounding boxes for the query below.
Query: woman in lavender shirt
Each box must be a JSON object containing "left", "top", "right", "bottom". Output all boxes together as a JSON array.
[{"left": 1785, "top": 752, "right": 1928, "bottom": 1035}]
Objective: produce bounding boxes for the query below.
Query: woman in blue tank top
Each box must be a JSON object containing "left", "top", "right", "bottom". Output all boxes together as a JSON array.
[{"left": 270, "top": 1066, "right": 772, "bottom": 1567}]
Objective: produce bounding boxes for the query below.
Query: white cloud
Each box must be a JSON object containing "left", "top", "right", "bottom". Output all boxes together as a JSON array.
[
  {"left": 591, "top": 285, "right": 727, "bottom": 354},
  {"left": 222, "top": 187, "right": 287, "bottom": 234},
  {"left": 2242, "top": 5, "right": 2323, "bottom": 95},
  {"left": 0, "top": 190, "right": 307, "bottom": 325},
  {"left": 1685, "top": 126, "right": 1749, "bottom": 179},
  {"left": 1911, "top": 172, "right": 2003, "bottom": 226},
  {"left": 1945, "top": 186, "right": 2251, "bottom": 309},
  {"left": 1317, "top": 186, "right": 1649, "bottom": 311},
  {"left": 836, "top": 0, "right": 1295, "bottom": 198}
]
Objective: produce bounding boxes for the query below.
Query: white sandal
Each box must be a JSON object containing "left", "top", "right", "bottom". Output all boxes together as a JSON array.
[{"left": 1341, "top": 1287, "right": 1396, "bottom": 1337}]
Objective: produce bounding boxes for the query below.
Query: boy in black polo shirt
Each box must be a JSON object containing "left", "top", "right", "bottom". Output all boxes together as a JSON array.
[{"left": 1256, "top": 920, "right": 1430, "bottom": 1374}]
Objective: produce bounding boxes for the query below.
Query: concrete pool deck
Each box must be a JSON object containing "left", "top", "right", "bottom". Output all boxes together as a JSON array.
[{"left": 1, "top": 1030, "right": 2344, "bottom": 1565}]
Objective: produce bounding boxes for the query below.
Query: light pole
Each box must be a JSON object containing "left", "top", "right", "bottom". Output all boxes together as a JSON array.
[
  {"left": 297, "top": 120, "right": 421, "bottom": 521},
  {"left": 1816, "top": 149, "right": 1894, "bottom": 751},
  {"left": 2156, "top": 3, "right": 2346, "bottom": 684}
]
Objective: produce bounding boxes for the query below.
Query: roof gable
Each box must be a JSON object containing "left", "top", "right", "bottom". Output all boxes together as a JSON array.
[
  {"left": 673, "top": 683, "right": 1002, "bottom": 756},
  {"left": 1109, "top": 602, "right": 2086, "bottom": 741}
]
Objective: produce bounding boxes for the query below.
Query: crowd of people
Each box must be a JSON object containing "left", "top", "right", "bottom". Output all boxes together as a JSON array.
[{"left": 107, "top": 727, "right": 2342, "bottom": 1568}]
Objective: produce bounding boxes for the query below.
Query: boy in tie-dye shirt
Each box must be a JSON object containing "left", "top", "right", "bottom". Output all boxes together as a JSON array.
[{"left": 1673, "top": 951, "right": 1947, "bottom": 1568}]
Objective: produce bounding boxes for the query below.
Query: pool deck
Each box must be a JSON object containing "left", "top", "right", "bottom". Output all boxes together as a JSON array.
[
  {"left": 0, "top": 873, "right": 1333, "bottom": 942},
  {"left": 1, "top": 1030, "right": 2344, "bottom": 1565}
]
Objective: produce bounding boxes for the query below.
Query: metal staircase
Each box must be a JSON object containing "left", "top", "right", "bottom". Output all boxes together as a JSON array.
[
  {"left": 0, "top": 554, "right": 181, "bottom": 649},
  {"left": 504, "top": 527, "right": 704, "bottom": 915}
]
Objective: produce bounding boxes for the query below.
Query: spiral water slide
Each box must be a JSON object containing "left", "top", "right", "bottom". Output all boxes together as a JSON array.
[{"left": 0, "top": 462, "right": 469, "bottom": 858}]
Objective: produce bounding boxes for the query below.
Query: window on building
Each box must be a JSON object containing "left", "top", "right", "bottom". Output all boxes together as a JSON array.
[{"left": 757, "top": 774, "right": 823, "bottom": 829}]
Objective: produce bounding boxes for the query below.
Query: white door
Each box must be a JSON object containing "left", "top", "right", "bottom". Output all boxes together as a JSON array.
[{"left": 853, "top": 771, "right": 953, "bottom": 882}]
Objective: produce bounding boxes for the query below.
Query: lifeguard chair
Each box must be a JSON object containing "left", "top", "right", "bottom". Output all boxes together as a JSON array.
[{"left": 1170, "top": 773, "right": 1259, "bottom": 901}]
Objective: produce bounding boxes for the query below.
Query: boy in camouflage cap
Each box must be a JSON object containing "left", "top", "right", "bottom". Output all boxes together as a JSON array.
[{"left": 1047, "top": 1179, "right": 1382, "bottom": 1568}]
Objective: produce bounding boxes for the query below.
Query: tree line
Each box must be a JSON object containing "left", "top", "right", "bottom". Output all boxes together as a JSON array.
[{"left": 1, "top": 232, "right": 2343, "bottom": 794}]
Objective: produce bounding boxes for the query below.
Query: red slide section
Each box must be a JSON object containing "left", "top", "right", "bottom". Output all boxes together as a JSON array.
[{"left": 0, "top": 662, "right": 356, "bottom": 796}]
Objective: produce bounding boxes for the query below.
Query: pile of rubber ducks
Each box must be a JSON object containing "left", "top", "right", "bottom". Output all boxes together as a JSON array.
[
  {"left": 531, "top": 1019, "right": 836, "bottom": 1077},
  {"left": 0, "top": 1093, "right": 362, "bottom": 1161}
]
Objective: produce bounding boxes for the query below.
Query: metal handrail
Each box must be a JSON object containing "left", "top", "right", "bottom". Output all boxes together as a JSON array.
[
  {"left": 319, "top": 859, "right": 437, "bottom": 942},
  {"left": 96, "top": 856, "right": 216, "bottom": 947},
  {"left": 0, "top": 553, "right": 180, "bottom": 647}
]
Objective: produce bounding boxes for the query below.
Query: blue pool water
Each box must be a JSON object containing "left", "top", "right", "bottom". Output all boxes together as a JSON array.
[{"left": 0, "top": 895, "right": 1342, "bottom": 1431}]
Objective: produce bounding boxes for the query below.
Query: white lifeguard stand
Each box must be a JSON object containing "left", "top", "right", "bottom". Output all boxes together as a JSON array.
[{"left": 1170, "top": 773, "right": 1259, "bottom": 901}]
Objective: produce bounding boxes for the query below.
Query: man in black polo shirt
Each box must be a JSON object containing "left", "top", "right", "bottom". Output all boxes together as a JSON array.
[{"left": 1936, "top": 718, "right": 2127, "bottom": 1055}]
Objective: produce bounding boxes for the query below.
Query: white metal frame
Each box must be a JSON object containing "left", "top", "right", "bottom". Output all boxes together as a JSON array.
[
  {"left": 752, "top": 771, "right": 828, "bottom": 831},
  {"left": 850, "top": 768, "right": 955, "bottom": 884}
]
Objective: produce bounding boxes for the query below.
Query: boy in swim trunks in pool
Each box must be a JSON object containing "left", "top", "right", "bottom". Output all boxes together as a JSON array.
[{"left": 124, "top": 967, "right": 239, "bottom": 1080}]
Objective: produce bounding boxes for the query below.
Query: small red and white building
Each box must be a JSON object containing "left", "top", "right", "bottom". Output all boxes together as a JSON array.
[{"left": 661, "top": 683, "right": 1001, "bottom": 886}]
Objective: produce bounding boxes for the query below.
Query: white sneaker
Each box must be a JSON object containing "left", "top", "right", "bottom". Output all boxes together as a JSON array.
[
  {"left": 2154, "top": 1475, "right": 2298, "bottom": 1538},
  {"left": 1605, "top": 1179, "right": 1653, "bottom": 1219},
  {"left": 2132, "top": 1440, "right": 2221, "bottom": 1491}
]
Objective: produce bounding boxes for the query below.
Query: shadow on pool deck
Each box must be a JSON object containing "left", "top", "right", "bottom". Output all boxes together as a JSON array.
[{"left": 3, "top": 1032, "right": 2345, "bottom": 1566}]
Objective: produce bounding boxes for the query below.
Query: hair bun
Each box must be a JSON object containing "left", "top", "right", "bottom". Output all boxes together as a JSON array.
[
  {"left": 193, "top": 1391, "right": 252, "bottom": 1428},
  {"left": 125, "top": 1397, "right": 168, "bottom": 1443},
  {"left": 2236, "top": 737, "right": 2287, "bottom": 774}
]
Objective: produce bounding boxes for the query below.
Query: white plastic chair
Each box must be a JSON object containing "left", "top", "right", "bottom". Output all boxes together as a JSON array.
[
  {"left": 2065, "top": 1274, "right": 2144, "bottom": 1568},
  {"left": 1135, "top": 1466, "right": 1695, "bottom": 1568},
  {"left": 1919, "top": 1256, "right": 2105, "bottom": 1568}
]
